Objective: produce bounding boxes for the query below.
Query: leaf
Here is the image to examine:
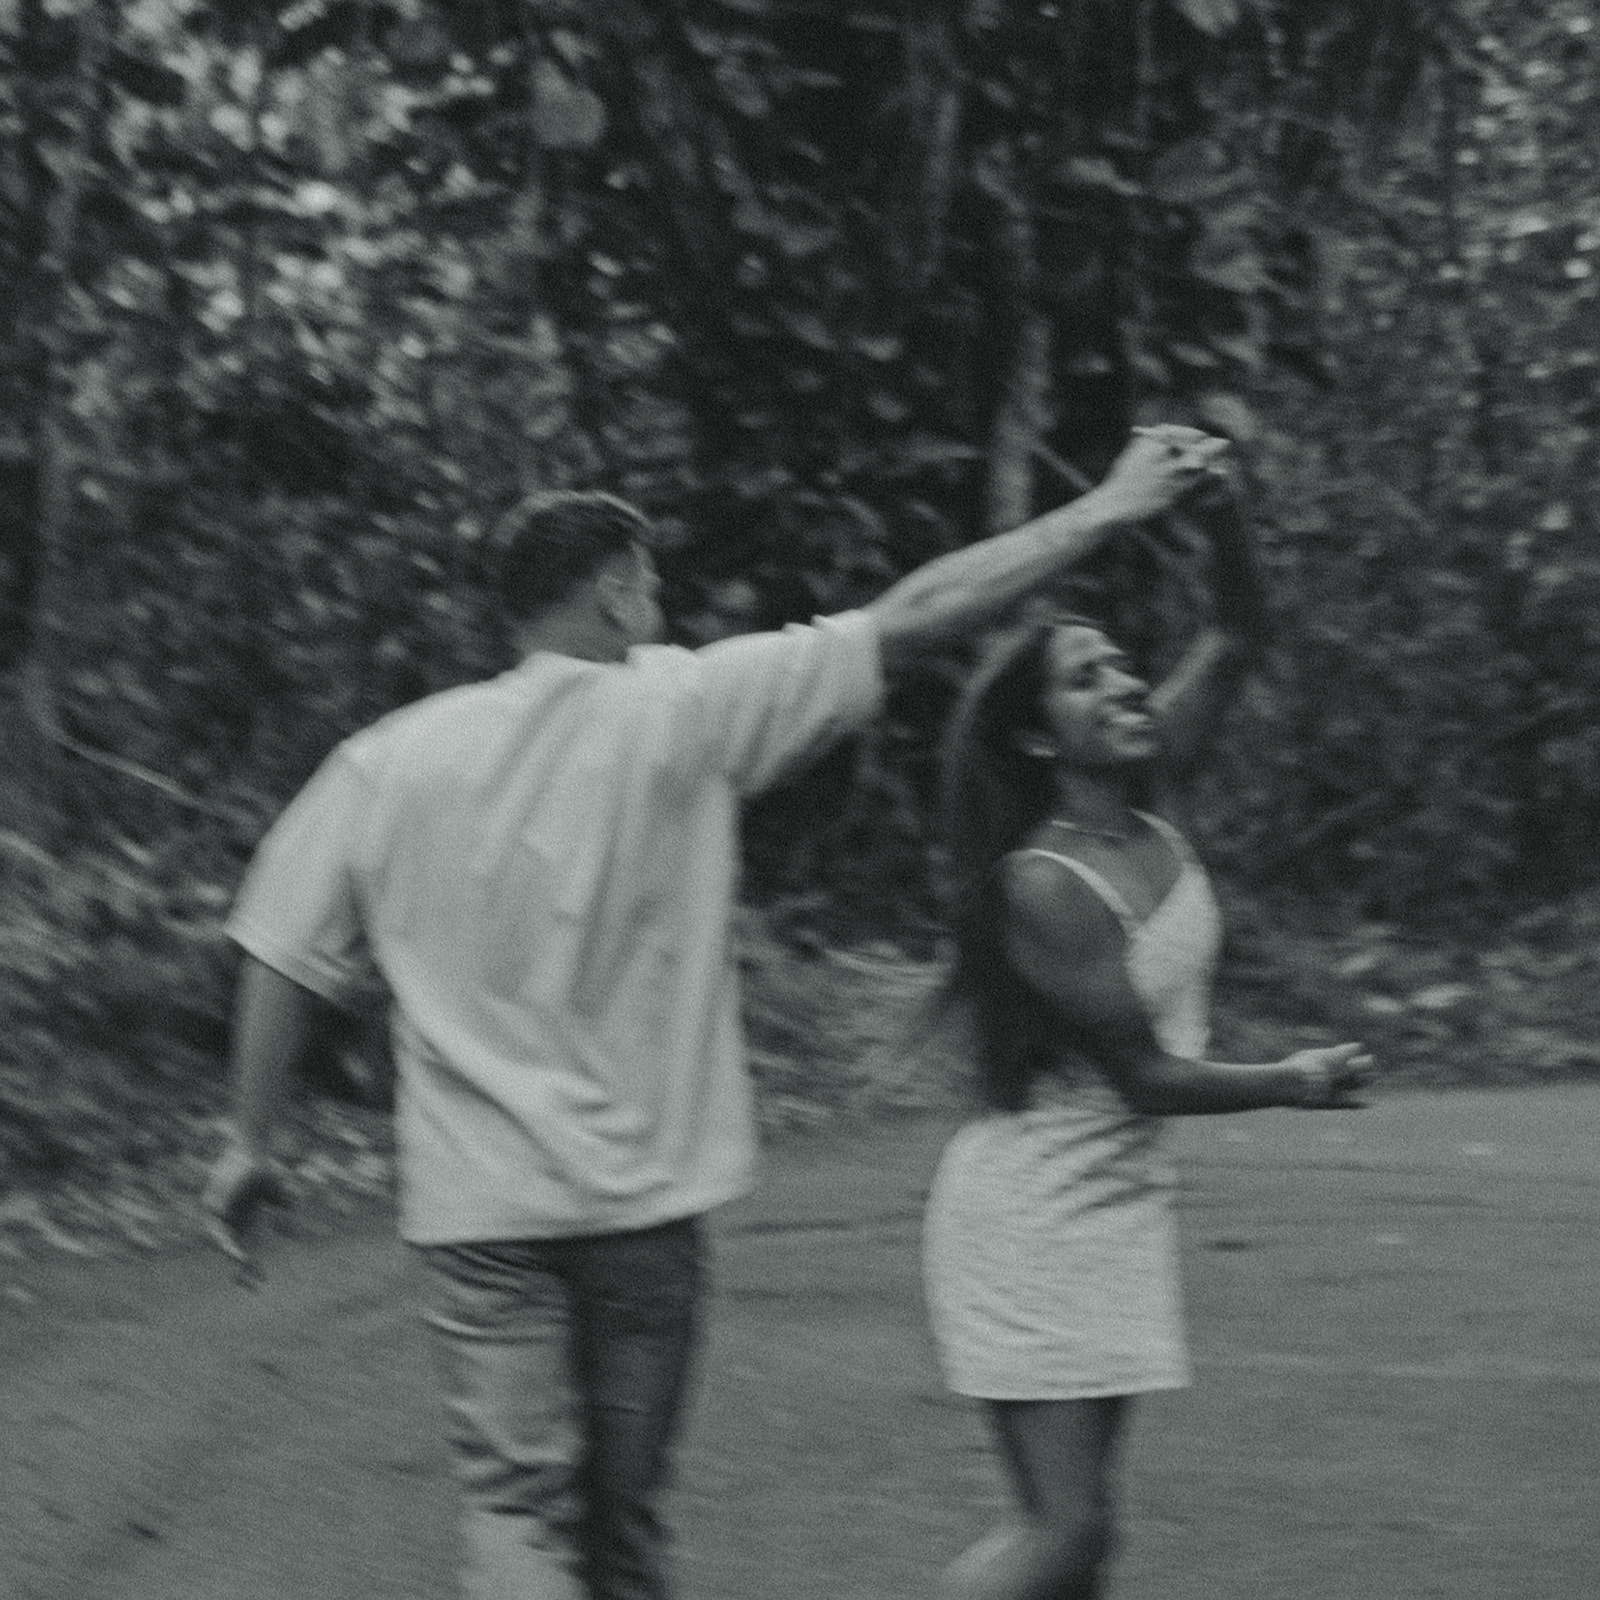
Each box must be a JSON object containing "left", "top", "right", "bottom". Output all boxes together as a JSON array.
[
  {"left": 81, "top": 187, "right": 168, "bottom": 266},
  {"left": 1410, "top": 983, "right": 1474, "bottom": 1013},
  {"left": 1056, "top": 156, "right": 1142, "bottom": 198},
  {"left": 882, "top": 434, "right": 982, "bottom": 477},
  {"left": 1, "top": 1193, "right": 99, "bottom": 1255},
  {"left": 774, "top": 308, "right": 836, "bottom": 351},
  {"left": 207, "top": 103, "right": 255, "bottom": 149},
  {"left": 852, "top": 334, "right": 902, "bottom": 363},
  {"left": 682, "top": 21, "right": 726, "bottom": 58},
  {"left": 1189, "top": 243, "right": 1269, "bottom": 294},
  {"left": 844, "top": 8, "right": 899, "bottom": 33},
  {"left": 1147, "top": 137, "right": 1244, "bottom": 206},
  {"left": 530, "top": 58, "right": 608, "bottom": 151},
  {"left": 105, "top": 48, "right": 189, "bottom": 109},
  {"left": 1207, "top": 330, "right": 1265, "bottom": 369},
  {"left": 1169, "top": 0, "right": 1242, "bottom": 36},
  {"left": 714, "top": 51, "right": 772, "bottom": 119},
  {"left": 1131, "top": 349, "right": 1170, "bottom": 384},
  {"left": 767, "top": 211, "right": 835, "bottom": 259},
  {"left": 386, "top": 16, "right": 453, "bottom": 79},
  {"left": 270, "top": 0, "right": 403, "bottom": 69},
  {"left": 1197, "top": 391, "right": 1261, "bottom": 442}
]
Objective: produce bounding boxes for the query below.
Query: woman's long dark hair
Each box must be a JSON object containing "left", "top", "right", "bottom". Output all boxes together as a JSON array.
[{"left": 937, "top": 610, "right": 1097, "bottom": 1111}]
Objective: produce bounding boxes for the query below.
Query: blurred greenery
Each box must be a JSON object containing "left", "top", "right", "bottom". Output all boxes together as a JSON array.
[{"left": 2, "top": 0, "right": 1599, "bottom": 1223}]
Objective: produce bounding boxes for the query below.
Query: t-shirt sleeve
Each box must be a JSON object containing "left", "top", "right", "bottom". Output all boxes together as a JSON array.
[
  {"left": 226, "top": 746, "right": 371, "bottom": 1005},
  {"left": 647, "top": 610, "right": 885, "bottom": 797}
]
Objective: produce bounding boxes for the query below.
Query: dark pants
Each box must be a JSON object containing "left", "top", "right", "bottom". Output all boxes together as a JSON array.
[{"left": 419, "top": 1217, "right": 704, "bottom": 1600}]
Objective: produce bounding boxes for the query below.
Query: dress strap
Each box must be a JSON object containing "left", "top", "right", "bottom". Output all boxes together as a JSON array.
[
  {"left": 1011, "top": 848, "right": 1138, "bottom": 933},
  {"left": 1135, "top": 810, "right": 1193, "bottom": 864}
]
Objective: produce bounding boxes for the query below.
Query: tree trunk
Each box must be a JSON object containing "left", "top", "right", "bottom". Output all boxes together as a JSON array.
[
  {"left": 978, "top": 142, "right": 1052, "bottom": 536},
  {"left": 986, "top": 309, "right": 1053, "bottom": 536},
  {"left": 897, "top": 3, "right": 964, "bottom": 296},
  {"left": 10, "top": 0, "right": 115, "bottom": 687},
  {"left": 1, "top": 0, "right": 54, "bottom": 670}
]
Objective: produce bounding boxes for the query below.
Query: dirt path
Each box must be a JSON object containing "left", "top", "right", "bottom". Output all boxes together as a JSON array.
[{"left": 3, "top": 1085, "right": 1597, "bottom": 1599}]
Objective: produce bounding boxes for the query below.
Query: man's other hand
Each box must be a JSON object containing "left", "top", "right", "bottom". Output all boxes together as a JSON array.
[{"left": 203, "top": 1139, "right": 290, "bottom": 1287}]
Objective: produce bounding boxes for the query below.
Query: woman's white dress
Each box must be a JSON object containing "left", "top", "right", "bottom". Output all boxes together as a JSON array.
[{"left": 923, "top": 815, "right": 1222, "bottom": 1400}]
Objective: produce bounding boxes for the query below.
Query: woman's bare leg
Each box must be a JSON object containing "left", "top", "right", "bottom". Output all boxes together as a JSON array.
[{"left": 945, "top": 1396, "right": 1131, "bottom": 1600}]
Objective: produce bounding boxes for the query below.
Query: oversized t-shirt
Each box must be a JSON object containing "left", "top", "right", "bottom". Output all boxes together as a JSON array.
[{"left": 227, "top": 612, "right": 883, "bottom": 1244}]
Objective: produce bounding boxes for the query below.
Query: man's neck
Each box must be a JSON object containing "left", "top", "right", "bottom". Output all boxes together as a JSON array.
[{"left": 511, "top": 610, "right": 628, "bottom": 665}]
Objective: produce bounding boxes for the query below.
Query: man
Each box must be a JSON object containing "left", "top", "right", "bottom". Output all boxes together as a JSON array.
[{"left": 204, "top": 425, "right": 1225, "bottom": 1600}]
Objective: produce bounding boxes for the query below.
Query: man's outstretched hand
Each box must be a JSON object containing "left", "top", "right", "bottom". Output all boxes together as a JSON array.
[{"left": 203, "top": 1140, "right": 291, "bottom": 1287}]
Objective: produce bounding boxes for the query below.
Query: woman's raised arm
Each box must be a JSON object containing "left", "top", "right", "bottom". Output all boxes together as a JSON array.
[{"left": 1149, "top": 481, "right": 1270, "bottom": 788}]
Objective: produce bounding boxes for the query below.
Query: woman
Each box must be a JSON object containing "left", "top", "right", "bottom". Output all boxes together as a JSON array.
[{"left": 922, "top": 454, "right": 1374, "bottom": 1600}]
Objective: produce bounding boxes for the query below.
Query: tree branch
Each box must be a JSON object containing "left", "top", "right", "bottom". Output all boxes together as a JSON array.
[{"left": 19, "top": 681, "right": 251, "bottom": 826}]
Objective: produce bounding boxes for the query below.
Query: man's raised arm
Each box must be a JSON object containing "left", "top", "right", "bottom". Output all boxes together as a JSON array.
[{"left": 864, "top": 426, "right": 1226, "bottom": 653}]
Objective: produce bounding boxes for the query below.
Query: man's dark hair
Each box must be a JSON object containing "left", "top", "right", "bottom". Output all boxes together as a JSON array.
[{"left": 492, "top": 490, "right": 653, "bottom": 622}]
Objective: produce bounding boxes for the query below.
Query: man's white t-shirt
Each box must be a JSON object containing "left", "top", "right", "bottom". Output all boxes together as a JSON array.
[{"left": 228, "top": 612, "right": 883, "bottom": 1244}]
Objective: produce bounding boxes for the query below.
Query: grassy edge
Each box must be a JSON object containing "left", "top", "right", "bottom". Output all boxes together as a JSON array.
[{"left": 6, "top": 889, "right": 1600, "bottom": 1265}]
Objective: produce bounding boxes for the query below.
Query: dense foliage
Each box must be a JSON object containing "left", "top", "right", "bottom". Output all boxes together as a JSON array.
[{"left": 1, "top": 0, "right": 1599, "bottom": 1193}]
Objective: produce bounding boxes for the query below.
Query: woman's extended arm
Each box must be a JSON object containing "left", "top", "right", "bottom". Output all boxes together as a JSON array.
[{"left": 1004, "top": 855, "right": 1370, "bottom": 1116}]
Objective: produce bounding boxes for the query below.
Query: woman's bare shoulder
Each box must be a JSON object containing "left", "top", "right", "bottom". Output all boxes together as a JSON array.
[{"left": 1001, "top": 847, "right": 1128, "bottom": 959}]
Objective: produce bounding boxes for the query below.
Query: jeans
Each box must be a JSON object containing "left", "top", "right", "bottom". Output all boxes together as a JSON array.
[{"left": 419, "top": 1217, "right": 704, "bottom": 1600}]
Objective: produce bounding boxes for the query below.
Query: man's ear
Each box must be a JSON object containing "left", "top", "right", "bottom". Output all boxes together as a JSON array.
[{"left": 590, "top": 556, "right": 636, "bottom": 627}]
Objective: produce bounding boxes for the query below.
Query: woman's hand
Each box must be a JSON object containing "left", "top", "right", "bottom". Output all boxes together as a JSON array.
[
  {"left": 1281, "top": 1043, "right": 1376, "bottom": 1109},
  {"left": 1091, "top": 425, "right": 1231, "bottom": 526}
]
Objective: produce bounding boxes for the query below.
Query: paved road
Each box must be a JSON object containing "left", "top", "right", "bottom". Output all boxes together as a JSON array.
[{"left": 2, "top": 1085, "right": 1597, "bottom": 1599}]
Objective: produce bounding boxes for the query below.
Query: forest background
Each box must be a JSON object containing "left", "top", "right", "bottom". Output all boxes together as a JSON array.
[{"left": 2, "top": 0, "right": 1599, "bottom": 1247}]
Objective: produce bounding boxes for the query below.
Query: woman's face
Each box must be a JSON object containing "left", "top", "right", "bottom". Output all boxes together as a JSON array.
[{"left": 1037, "top": 624, "right": 1159, "bottom": 769}]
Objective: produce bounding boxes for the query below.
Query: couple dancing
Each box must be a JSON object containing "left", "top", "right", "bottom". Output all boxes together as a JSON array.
[{"left": 206, "top": 425, "right": 1372, "bottom": 1600}]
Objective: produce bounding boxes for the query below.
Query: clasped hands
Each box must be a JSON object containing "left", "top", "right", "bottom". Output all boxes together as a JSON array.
[{"left": 1093, "top": 423, "right": 1234, "bottom": 526}]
